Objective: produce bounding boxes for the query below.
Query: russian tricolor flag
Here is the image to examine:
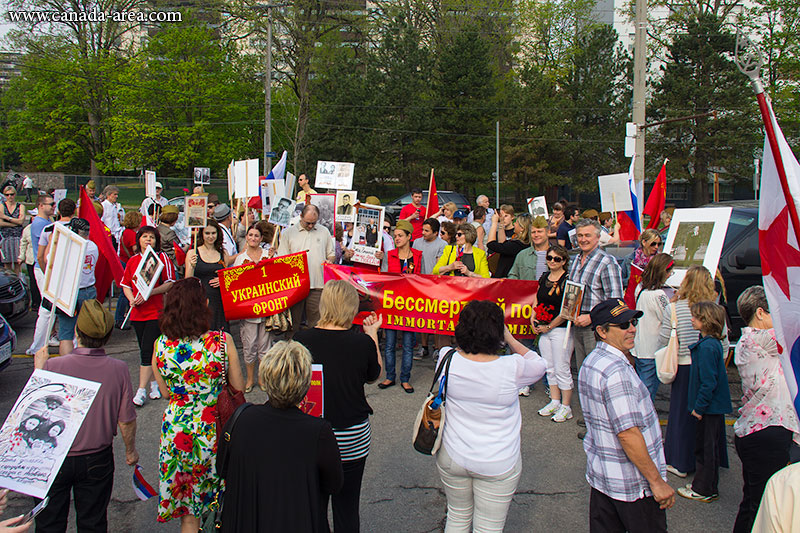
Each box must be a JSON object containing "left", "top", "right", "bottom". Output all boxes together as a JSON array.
[
  {"left": 617, "top": 158, "right": 642, "bottom": 241},
  {"left": 132, "top": 465, "right": 157, "bottom": 500}
]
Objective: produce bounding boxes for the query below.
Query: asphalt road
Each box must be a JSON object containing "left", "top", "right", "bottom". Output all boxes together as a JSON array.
[{"left": 0, "top": 305, "right": 745, "bottom": 532}]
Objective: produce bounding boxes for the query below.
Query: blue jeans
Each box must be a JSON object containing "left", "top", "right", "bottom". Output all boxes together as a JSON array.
[
  {"left": 384, "top": 329, "right": 414, "bottom": 383},
  {"left": 56, "top": 286, "right": 97, "bottom": 340},
  {"left": 635, "top": 357, "right": 659, "bottom": 404},
  {"left": 114, "top": 261, "right": 129, "bottom": 324}
]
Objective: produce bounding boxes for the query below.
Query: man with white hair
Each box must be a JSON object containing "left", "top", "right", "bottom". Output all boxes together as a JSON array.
[
  {"left": 468, "top": 195, "right": 495, "bottom": 239},
  {"left": 569, "top": 218, "right": 624, "bottom": 438}
]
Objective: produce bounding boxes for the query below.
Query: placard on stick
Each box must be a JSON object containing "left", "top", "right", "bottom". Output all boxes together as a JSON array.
[
  {"left": 527, "top": 196, "right": 548, "bottom": 218},
  {"left": 42, "top": 224, "right": 88, "bottom": 317},
  {"left": 662, "top": 207, "right": 732, "bottom": 286},
  {"left": 134, "top": 245, "right": 164, "bottom": 301},
  {"left": 185, "top": 196, "right": 208, "bottom": 228},
  {"left": 598, "top": 173, "right": 632, "bottom": 213},
  {"left": 145, "top": 171, "right": 157, "bottom": 199},
  {"left": 193, "top": 167, "right": 211, "bottom": 185},
  {"left": 315, "top": 161, "right": 355, "bottom": 190}
]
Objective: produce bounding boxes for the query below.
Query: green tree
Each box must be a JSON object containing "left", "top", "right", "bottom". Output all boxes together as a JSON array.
[{"left": 649, "top": 10, "right": 760, "bottom": 205}]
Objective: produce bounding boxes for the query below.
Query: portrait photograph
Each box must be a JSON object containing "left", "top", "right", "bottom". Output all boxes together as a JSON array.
[
  {"left": 351, "top": 203, "right": 384, "bottom": 267},
  {"left": 193, "top": 167, "right": 211, "bottom": 185},
  {"left": 559, "top": 280, "right": 585, "bottom": 322},
  {"left": 662, "top": 207, "right": 732, "bottom": 286},
  {"left": 527, "top": 196, "right": 548, "bottom": 219},
  {"left": 268, "top": 197, "right": 296, "bottom": 228},
  {"left": 335, "top": 190, "right": 357, "bottom": 224},
  {"left": 134, "top": 245, "right": 164, "bottom": 301}
]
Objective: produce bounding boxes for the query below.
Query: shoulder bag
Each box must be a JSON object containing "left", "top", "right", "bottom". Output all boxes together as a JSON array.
[
  {"left": 264, "top": 309, "right": 292, "bottom": 333},
  {"left": 655, "top": 303, "right": 679, "bottom": 384},
  {"left": 412, "top": 348, "right": 456, "bottom": 455},
  {"left": 215, "top": 331, "right": 246, "bottom": 438}
]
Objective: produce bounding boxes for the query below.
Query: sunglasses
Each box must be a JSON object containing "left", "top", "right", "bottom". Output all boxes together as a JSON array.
[
  {"left": 649, "top": 241, "right": 662, "bottom": 247},
  {"left": 383, "top": 226, "right": 391, "bottom": 231},
  {"left": 546, "top": 255, "right": 564, "bottom": 263},
  {"left": 608, "top": 318, "right": 639, "bottom": 330},
  {"left": 4, "top": 193, "right": 15, "bottom": 197},
  {"left": 455, "top": 232, "right": 465, "bottom": 236}
]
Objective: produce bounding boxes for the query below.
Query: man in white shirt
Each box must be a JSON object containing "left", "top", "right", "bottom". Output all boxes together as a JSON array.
[
  {"left": 467, "top": 195, "right": 495, "bottom": 239},
  {"left": 101, "top": 185, "right": 124, "bottom": 243},
  {"left": 139, "top": 181, "right": 168, "bottom": 224},
  {"left": 277, "top": 204, "right": 335, "bottom": 337},
  {"left": 213, "top": 204, "right": 238, "bottom": 255},
  {"left": 22, "top": 174, "right": 34, "bottom": 202}
]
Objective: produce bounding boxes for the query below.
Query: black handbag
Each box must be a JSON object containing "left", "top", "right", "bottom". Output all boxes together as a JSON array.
[{"left": 412, "top": 348, "right": 455, "bottom": 455}]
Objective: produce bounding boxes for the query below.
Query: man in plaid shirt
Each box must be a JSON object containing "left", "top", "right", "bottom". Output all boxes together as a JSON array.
[{"left": 579, "top": 299, "right": 675, "bottom": 532}]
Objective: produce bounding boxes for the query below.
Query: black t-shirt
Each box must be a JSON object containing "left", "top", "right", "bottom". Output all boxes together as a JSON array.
[
  {"left": 536, "top": 270, "right": 568, "bottom": 327},
  {"left": 294, "top": 328, "right": 381, "bottom": 428}
]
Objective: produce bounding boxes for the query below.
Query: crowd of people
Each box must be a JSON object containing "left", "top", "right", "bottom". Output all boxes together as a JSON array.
[{"left": 0, "top": 179, "right": 795, "bottom": 533}]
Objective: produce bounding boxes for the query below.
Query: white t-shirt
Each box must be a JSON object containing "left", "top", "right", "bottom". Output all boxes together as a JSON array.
[
  {"left": 80, "top": 241, "right": 99, "bottom": 288},
  {"left": 22, "top": 176, "right": 33, "bottom": 189},
  {"left": 101, "top": 199, "right": 122, "bottom": 239},
  {"left": 139, "top": 196, "right": 168, "bottom": 221},
  {"left": 437, "top": 346, "right": 546, "bottom": 476}
]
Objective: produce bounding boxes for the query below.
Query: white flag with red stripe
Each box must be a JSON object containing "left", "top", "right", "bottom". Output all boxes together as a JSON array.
[{"left": 759, "top": 98, "right": 800, "bottom": 416}]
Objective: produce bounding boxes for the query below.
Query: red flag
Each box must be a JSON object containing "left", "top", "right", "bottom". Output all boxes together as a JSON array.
[
  {"left": 643, "top": 160, "right": 667, "bottom": 230},
  {"left": 426, "top": 169, "right": 439, "bottom": 217},
  {"left": 173, "top": 241, "right": 186, "bottom": 267},
  {"left": 623, "top": 263, "right": 644, "bottom": 309},
  {"left": 79, "top": 186, "right": 124, "bottom": 302}
]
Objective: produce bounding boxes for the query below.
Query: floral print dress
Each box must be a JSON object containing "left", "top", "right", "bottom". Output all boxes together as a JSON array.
[{"left": 155, "top": 331, "right": 225, "bottom": 522}]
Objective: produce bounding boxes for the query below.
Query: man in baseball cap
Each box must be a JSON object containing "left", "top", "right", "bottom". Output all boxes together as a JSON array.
[{"left": 577, "top": 298, "right": 674, "bottom": 531}]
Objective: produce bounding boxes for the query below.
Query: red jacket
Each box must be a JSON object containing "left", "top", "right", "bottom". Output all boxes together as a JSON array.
[{"left": 387, "top": 247, "right": 423, "bottom": 274}]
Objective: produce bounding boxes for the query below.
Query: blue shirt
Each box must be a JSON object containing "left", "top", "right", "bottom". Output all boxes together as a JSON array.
[{"left": 31, "top": 216, "right": 51, "bottom": 269}]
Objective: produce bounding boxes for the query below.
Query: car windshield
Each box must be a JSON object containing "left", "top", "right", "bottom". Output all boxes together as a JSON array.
[{"left": 725, "top": 211, "right": 756, "bottom": 245}]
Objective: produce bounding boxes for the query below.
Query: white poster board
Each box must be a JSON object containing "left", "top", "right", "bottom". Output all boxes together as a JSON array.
[
  {"left": 227, "top": 159, "right": 235, "bottom": 199},
  {"left": 663, "top": 207, "right": 732, "bottom": 286},
  {"left": 134, "top": 245, "right": 164, "bottom": 301},
  {"left": 335, "top": 191, "right": 357, "bottom": 224},
  {"left": 598, "top": 173, "right": 633, "bottom": 213},
  {"left": 145, "top": 171, "right": 157, "bottom": 199},
  {"left": 42, "top": 224, "right": 87, "bottom": 317},
  {"left": 351, "top": 203, "right": 384, "bottom": 266},
  {"left": 285, "top": 171, "right": 297, "bottom": 201},
  {"left": 527, "top": 196, "right": 548, "bottom": 218},
  {"left": 268, "top": 197, "right": 296, "bottom": 228},
  {"left": 0, "top": 369, "right": 100, "bottom": 498},
  {"left": 193, "top": 167, "right": 211, "bottom": 185},
  {"left": 315, "top": 161, "right": 355, "bottom": 190},
  {"left": 52, "top": 189, "right": 67, "bottom": 209}
]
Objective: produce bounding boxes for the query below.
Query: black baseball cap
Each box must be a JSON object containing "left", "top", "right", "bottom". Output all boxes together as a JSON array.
[{"left": 590, "top": 299, "right": 643, "bottom": 329}]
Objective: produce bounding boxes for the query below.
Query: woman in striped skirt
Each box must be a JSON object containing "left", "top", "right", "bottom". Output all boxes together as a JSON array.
[{"left": 295, "top": 280, "right": 383, "bottom": 532}]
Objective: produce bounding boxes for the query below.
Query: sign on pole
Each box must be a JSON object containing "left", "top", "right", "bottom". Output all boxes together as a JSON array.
[
  {"left": 315, "top": 161, "right": 355, "bottom": 190},
  {"left": 598, "top": 173, "right": 633, "bottom": 213},
  {"left": 145, "top": 171, "right": 157, "bottom": 199}
]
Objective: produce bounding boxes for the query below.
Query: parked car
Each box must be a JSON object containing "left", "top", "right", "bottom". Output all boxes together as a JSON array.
[
  {"left": 0, "top": 270, "right": 29, "bottom": 324},
  {"left": 383, "top": 191, "right": 471, "bottom": 221},
  {"left": 595, "top": 201, "right": 759, "bottom": 340},
  {"left": 0, "top": 312, "right": 17, "bottom": 372}
]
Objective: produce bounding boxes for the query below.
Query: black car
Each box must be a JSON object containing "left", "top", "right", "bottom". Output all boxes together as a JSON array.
[
  {"left": 0, "top": 270, "right": 29, "bottom": 324},
  {"left": 383, "top": 191, "right": 471, "bottom": 221},
  {"left": 599, "top": 201, "right": 759, "bottom": 340},
  {"left": 0, "top": 312, "right": 17, "bottom": 371}
]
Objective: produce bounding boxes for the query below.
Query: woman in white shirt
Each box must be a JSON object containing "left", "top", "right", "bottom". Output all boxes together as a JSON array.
[
  {"left": 436, "top": 300, "right": 546, "bottom": 532},
  {"left": 632, "top": 253, "right": 674, "bottom": 403}
]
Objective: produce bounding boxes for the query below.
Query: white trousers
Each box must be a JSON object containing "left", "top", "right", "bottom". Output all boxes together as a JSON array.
[
  {"left": 436, "top": 446, "right": 522, "bottom": 533},
  {"left": 29, "top": 267, "right": 51, "bottom": 353},
  {"left": 539, "top": 327, "right": 574, "bottom": 390}
]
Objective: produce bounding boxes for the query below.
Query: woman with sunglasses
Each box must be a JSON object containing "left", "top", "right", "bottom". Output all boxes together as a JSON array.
[
  {"left": 433, "top": 223, "right": 490, "bottom": 278},
  {"left": 633, "top": 229, "right": 662, "bottom": 270},
  {"left": 530, "top": 245, "right": 574, "bottom": 421},
  {"left": 661, "top": 265, "right": 730, "bottom": 479},
  {"left": 0, "top": 186, "right": 25, "bottom": 275},
  {"left": 439, "top": 221, "right": 457, "bottom": 245},
  {"left": 631, "top": 253, "right": 675, "bottom": 403}
]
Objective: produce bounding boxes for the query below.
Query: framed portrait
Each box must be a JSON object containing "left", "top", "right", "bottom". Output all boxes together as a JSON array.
[
  {"left": 334, "top": 190, "right": 357, "bottom": 224},
  {"left": 663, "top": 207, "right": 732, "bottom": 286},
  {"left": 42, "top": 224, "right": 88, "bottom": 317},
  {"left": 559, "top": 280, "right": 585, "bottom": 322},
  {"left": 527, "top": 196, "right": 548, "bottom": 219},
  {"left": 134, "top": 245, "right": 164, "bottom": 301},
  {"left": 351, "top": 203, "right": 385, "bottom": 266},
  {"left": 308, "top": 193, "right": 335, "bottom": 236},
  {"left": 185, "top": 196, "right": 208, "bottom": 228},
  {"left": 268, "top": 196, "right": 296, "bottom": 228},
  {"left": 0, "top": 369, "right": 100, "bottom": 498},
  {"left": 193, "top": 167, "right": 211, "bottom": 185}
]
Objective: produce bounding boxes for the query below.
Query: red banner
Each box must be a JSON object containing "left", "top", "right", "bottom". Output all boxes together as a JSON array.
[
  {"left": 219, "top": 252, "right": 310, "bottom": 321},
  {"left": 324, "top": 264, "right": 540, "bottom": 338}
]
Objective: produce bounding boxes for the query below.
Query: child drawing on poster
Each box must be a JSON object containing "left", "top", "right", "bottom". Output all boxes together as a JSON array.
[{"left": 0, "top": 369, "right": 100, "bottom": 498}]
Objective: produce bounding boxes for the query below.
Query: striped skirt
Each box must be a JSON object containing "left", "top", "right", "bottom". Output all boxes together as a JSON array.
[{"left": 333, "top": 419, "right": 371, "bottom": 462}]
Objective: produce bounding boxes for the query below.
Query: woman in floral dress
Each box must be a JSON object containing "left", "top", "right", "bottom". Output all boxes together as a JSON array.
[{"left": 152, "top": 278, "right": 244, "bottom": 532}]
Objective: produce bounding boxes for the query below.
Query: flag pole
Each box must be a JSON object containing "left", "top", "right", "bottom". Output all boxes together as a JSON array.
[{"left": 735, "top": 30, "right": 800, "bottom": 237}]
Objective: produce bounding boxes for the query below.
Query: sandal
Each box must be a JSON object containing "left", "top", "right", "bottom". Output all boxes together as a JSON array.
[
  {"left": 378, "top": 380, "right": 396, "bottom": 389},
  {"left": 245, "top": 385, "right": 253, "bottom": 393},
  {"left": 401, "top": 383, "right": 414, "bottom": 394}
]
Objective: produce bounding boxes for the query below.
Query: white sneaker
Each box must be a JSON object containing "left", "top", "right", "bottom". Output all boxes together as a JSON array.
[
  {"left": 48, "top": 335, "right": 59, "bottom": 347},
  {"left": 149, "top": 381, "right": 161, "bottom": 400},
  {"left": 518, "top": 386, "right": 531, "bottom": 397},
  {"left": 552, "top": 405, "right": 573, "bottom": 422},
  {"left": 132, "top": 388, "right": 147, "bottom": 407},
  {"left": 538, "top": 400, "right": 561, "bottom": 416}
]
